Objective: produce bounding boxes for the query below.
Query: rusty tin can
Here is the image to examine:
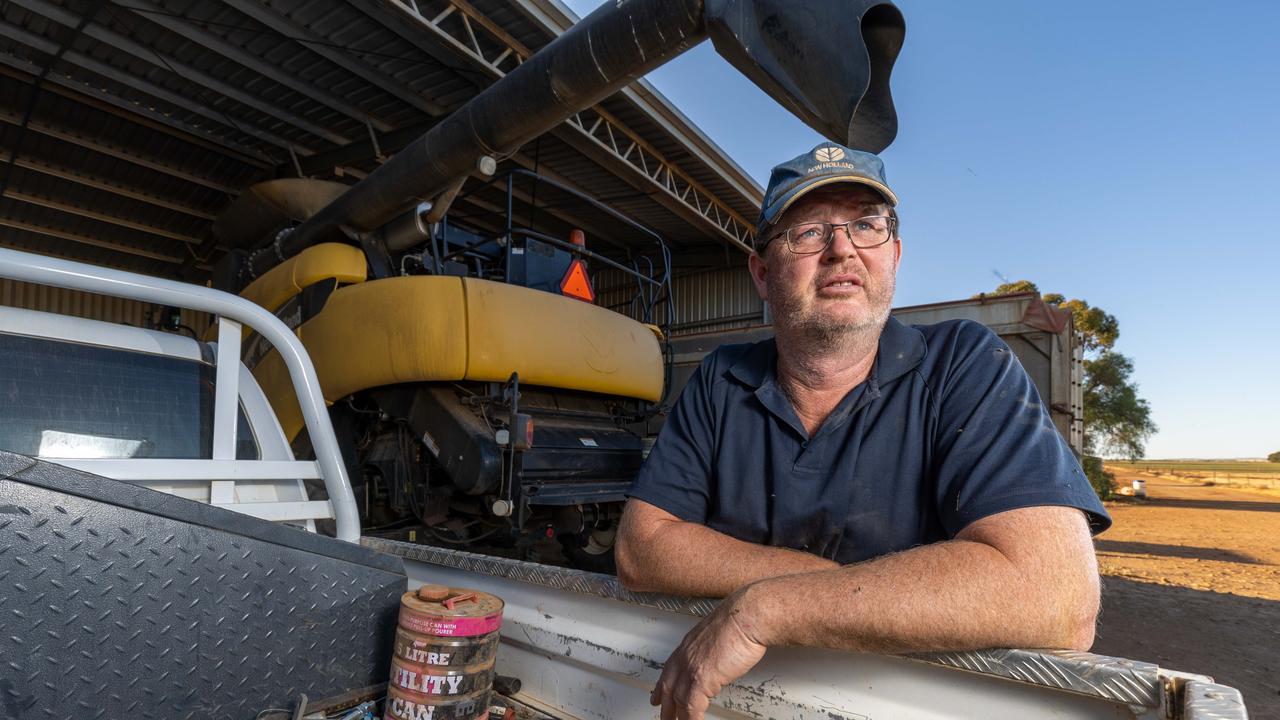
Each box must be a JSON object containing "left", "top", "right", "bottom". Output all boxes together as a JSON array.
[{"left": 384, "top": 585, "right": 504, "bottom": 720}]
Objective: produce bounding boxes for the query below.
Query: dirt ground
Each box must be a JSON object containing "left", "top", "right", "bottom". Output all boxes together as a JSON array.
[{"left": 1091, "top": 467, "right": 1280, "bottom": 716}]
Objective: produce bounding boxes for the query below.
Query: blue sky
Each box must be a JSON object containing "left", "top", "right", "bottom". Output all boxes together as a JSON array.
[{"left": 563, "top": 0, "right": 1280, "bottom": 460}]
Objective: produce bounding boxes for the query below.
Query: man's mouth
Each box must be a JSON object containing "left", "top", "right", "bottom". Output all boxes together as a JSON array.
[{"left": 820, "top": 276, "right": 863, "bottom": 290}]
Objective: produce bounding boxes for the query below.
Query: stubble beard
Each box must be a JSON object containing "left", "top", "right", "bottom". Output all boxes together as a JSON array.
[{"left": 768, "top": 271, "right": 895, "bottom": 352}]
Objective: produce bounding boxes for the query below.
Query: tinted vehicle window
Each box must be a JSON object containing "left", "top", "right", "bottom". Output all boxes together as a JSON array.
[{"left": 0, "top": 333, "right": 259, "bottom": 460}]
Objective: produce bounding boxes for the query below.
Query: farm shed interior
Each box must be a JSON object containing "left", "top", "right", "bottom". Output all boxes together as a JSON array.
[{"left": 0, "top": 0, "right": 765, "bottom": 332}]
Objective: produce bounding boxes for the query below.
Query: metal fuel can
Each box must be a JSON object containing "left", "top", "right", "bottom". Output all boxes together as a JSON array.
[{"left": 384, "top": 585, "right": 504, "bottom": 720}]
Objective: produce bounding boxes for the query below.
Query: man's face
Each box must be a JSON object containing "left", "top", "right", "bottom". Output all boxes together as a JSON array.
[{"left": 748, "top": 184, "right": 902, "bottom": 343}]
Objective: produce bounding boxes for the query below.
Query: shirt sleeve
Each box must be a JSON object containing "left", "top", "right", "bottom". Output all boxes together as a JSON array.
[
  {"left": 625, "top": 355, "right": 718, "bottom": 522},
  {"left": 930, "top": 321, "right": 1111, "bottom": 537}
]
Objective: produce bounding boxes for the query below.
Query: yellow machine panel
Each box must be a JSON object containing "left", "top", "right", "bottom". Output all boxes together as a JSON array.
[
  {"left": 254, "top": 275, "right": 663, "bottom": 440},
  {"left": 461, "top": 279, "right": 663, "bottom": 401},
  {"left": 241, "top": 243, "right": 367, "bottom": 313}
]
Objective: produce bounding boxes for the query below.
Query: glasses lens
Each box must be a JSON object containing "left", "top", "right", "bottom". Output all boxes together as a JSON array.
[
  {"left": 786, "top": 223, "right": 831, "bottom": 254},
  {"left": 849, "top": 216, "right": 892, "bottom": 247}
]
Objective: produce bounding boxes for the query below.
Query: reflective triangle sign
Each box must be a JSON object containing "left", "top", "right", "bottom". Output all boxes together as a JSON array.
[{"left": 559, "top": 259, "right": 595, "bottom": 303}]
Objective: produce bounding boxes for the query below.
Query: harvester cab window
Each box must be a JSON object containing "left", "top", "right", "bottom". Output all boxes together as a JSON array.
[{"left": 0, "top": 333, "right": 259, "bottom": 461}]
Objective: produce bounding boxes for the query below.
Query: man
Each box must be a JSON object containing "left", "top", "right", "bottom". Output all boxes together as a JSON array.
[{"left": 616, "top": 142, "right": 1111, "bottom": 720}]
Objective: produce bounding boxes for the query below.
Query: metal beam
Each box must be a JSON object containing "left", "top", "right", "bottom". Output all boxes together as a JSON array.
[
  {"left": 287, "top": 118, "right": 440, "bottom": 177},
  {"left": 0, "top": 217, "right": 183, "bottom": 264},
  {"left": 505, "top": 0, "right": 764, "bottom": 206},
  {"left": 219, "top": 0, "right": 448, "bottom": 118},
  {"left": 554, "top": 116, "right": 755, "bottom": 253},
  {"left": 0, "top": 64, "right": 267, "bottom": 168},
  {"left": 3, "top": 153, "right": 218, "bottom": 220},
  {"left": 0, "top": 20, "right": 310, "bottom": 158},
  {"left": 0, "top": 108, "right": 241, "bottom": 194},
  {"left": 2, "top": 189, "right": 203, "bottom": 245},
  {"left": 0, "top": 48, "right": 275, "bottom": 167},
  {"left": 118, "top": 0, "right": 394, "bottom": 133},
  {"left": 9, "top": 0, "right": 344, "bottom": 147},
  {"left": 357, "top": 0, "right": 755, "bottom": 251}
]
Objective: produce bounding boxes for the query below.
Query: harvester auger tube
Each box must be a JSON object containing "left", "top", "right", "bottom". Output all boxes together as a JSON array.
[{"left": 228, "top": 0, "right": 904, "bottom": 287}]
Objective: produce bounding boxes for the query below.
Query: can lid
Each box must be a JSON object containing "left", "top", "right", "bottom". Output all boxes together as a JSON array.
[
  {"left": 402, "top": 587, "right": 504, "bottom": 619},
  {"left": 416, "top": 584, "right": 452, "bottom": 602}
]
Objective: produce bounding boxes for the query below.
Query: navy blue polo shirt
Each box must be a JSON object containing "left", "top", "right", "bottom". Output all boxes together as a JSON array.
[{"left": 628, "top": 317, "right": 1110, "bottom": 564}]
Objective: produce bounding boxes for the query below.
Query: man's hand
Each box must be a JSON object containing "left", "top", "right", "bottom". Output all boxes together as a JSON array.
[{"left": 651, "top": 590, "right": 767, "bottom": 720}]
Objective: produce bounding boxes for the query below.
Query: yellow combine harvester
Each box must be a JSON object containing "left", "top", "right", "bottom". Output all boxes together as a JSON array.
[
  {"left": 218, "top": 172, "right": 674, "bottom": 569},
  {"left": 209, "top": 0, "right": 903, "bottom": 568}
]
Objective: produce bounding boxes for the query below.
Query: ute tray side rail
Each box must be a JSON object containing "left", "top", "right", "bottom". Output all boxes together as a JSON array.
[{"left": 0, "top": 247, "right": 361, "bottom": 542}]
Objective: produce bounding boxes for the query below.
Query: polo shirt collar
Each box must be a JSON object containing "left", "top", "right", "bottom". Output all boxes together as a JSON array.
[{"left": 727, "top": 315, "right": 927, "bottom": 389}]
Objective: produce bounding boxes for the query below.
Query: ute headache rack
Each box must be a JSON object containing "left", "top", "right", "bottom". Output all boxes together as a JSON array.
[{"left": 0, "top": 246, "right": 362, "bottom": 541}]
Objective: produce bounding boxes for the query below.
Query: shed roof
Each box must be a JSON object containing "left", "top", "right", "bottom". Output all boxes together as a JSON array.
[{"left": 0, "top": 0, "right": 763, "bottom": 282}]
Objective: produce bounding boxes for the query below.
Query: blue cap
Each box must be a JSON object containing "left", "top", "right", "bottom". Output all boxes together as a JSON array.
[{"left": 758, "top": 142, "right": 898, "bottom": 234}]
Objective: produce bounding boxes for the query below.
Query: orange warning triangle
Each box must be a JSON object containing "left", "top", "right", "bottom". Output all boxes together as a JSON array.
[{"left": 559, "top": 259, "right": 595, "bottom": 303}]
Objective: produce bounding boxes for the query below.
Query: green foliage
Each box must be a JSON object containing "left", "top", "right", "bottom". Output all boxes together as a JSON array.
[
  {"left": 984, "top": 279, "right": 1153, "bottom": 459},
  {"left": 988, "top": 279, "right": 1041, "bottom": 296},
  {"left": 1055, "top": 298, "right": 1119, "bottom": 353},
  {"left": 1084, "top": 351, "right": 1157, "bottom": 458},
  {"left": 1081, "top": 455, "right": 1116, "bottom": 500},
  {"left": 1269, "top": 451, "right": 1280, "bottom": 463}
]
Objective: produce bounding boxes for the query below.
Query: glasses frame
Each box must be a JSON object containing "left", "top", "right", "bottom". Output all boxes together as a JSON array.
[{"left": 762, "top": 215, "right": 898, "bottom": 255}]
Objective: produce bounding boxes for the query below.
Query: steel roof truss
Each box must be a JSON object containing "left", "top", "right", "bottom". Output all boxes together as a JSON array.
[{"left": 376, "top": 0, "right": 754, "bottom": 251}]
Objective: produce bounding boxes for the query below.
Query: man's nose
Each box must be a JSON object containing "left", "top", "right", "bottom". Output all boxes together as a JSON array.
[{"left": 823, "top": 223, "right": 859, "bottom": 260}]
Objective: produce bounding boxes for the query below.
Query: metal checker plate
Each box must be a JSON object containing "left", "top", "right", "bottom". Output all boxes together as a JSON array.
[
  {"left": 0, "top": 453, "right": 405, "bottom": 720},
  {"left": 1181, "top": 679, "right": 1250, "bottom": 720}
]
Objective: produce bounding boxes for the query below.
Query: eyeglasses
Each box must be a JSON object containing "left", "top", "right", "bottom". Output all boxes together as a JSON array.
[{"left": 762, "top": 216, "right": 897, "bottom": 255}]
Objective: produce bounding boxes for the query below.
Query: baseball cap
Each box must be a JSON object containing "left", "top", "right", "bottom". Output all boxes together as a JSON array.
[{"left": 758, "top": 142, "right": 898, "bottom": 238}]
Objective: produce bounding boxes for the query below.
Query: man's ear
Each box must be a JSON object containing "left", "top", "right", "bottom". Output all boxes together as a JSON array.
[
  {"left": 748, "top": 251, "right": 769, "bottom": 300},
  {"left": 893, "top": 235, "right": 903, "bottom": 270}
]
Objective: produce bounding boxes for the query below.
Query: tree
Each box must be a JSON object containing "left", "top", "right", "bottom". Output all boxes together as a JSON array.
[
  {"left": 1083, "top": 351, "right": 1156, "bottom": 458},
  {"left": 1269, "top": 451, "right": 1280, "bottom": 463},
  {"left": 983, "top": 281, "right": 1157, "bottom": 495}
]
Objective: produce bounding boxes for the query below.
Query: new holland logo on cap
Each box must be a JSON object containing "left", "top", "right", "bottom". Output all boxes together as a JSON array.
[{"left": 814, "top": 146, "right": 845, "bottom": 162}]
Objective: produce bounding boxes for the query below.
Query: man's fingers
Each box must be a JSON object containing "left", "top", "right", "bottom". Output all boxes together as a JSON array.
[
  {"left": 679, "top": 691, "right": 712, "bottom": 720},
  {"left": 659, "top": 694, "right": 678, "bottom": 720}
]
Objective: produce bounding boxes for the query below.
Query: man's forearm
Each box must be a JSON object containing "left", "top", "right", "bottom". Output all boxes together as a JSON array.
[
  {"left": 737, "top": 509, "right": 1099, "bottom": 654},
  {"left": 616, "top": 514, "right": 838, "bottom": 598}
]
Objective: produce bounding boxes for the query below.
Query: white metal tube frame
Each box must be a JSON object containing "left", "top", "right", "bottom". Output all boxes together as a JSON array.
[{"left": 0, "top": 247, "right": 361, "bottom": 542}]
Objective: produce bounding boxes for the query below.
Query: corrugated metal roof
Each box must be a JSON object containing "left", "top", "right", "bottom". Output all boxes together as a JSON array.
[{"left": 0, "top": 0, "right": 762, "bottom": 286}]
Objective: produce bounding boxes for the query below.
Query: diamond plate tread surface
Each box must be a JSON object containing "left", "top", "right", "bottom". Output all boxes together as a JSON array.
[
  {"left": 1, "top": 453, "right": 406, "bottom": 720},
  {"left": 367, "top": 538, "right": 1168, "bottom": 709},
  {"left": 1182, "top": 680, "right": 1250, "bottom": 720}
]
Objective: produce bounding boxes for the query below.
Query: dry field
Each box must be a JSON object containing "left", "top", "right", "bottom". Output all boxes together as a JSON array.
[
  {"left": 1113, "top": 459, "right": 1280, "bottom": 490},
  {"left": 1093, "top": 465, "right": 1280, "bottom": 716}
]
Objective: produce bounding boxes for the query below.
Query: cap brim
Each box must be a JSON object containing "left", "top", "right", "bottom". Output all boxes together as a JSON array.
[{"left": 769, "top": 175, "right": 899, "bottom": 224}]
